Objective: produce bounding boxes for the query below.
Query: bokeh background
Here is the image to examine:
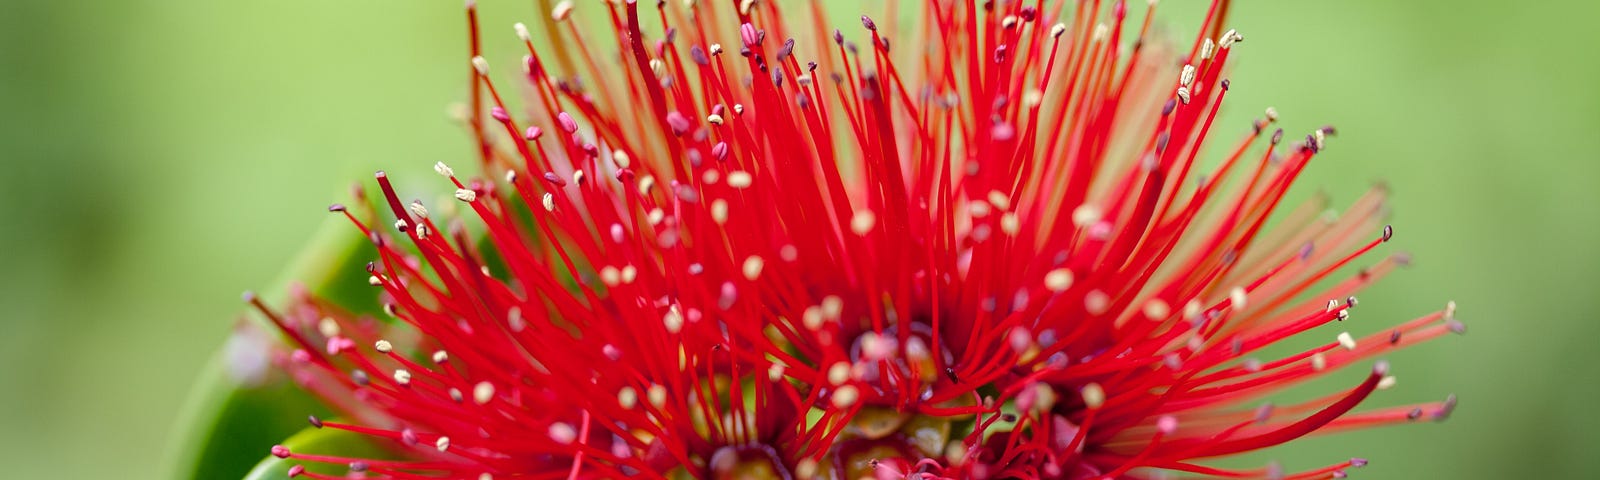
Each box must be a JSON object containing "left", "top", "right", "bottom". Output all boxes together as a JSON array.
[{"left": 3, "top": 0, "right": 1597, "bottom": 478}]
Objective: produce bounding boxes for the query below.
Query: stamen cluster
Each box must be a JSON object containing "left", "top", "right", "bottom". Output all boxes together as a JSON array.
[{"left": 252, "top": 1, "right": 1459, "bottom": 478}]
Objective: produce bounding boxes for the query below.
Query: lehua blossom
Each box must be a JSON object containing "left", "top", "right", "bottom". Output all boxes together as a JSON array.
[{"left": 250, "top": 0, "right": 1462, "bottom": 478}]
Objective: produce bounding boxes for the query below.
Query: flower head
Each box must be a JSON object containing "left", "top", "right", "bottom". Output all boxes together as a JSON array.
[{"left": 252, "top": 0, "right": 1459, "bottom": 478}]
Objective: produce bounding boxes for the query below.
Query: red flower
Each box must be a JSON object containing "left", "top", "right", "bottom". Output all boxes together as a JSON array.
[{"left": 253, "top": 1, "right": 1460, "bottom": 478}]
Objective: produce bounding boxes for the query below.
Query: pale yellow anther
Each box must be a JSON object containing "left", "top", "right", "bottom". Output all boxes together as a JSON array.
[
  {"left": 1219, "top": 29, "right": 1243, "bottom": 49},
  {"left": 638, "top": 175, "right": 656, "bottom": 196},
  {"left": 968, "top": 202, "right": 992, "bottom": 219},
  {"left": 663, "top": 305, "right": 684, "bottom": 333},
  {"left": 599, "top": 266, "right": 621, "bottom": 287},
  {"left": 987, "top": 190, "right": 1011, "bottom": 210},
  {"left": 1022, "top": 88, "right": 1044, "bottom": 108},
  {"left": 317, "top": 317, "right": 340, "bottom": 337},
  {"left": 1143, "top": 299, "right": 1172, "bottom": 320},
  {"left": 1081, "top": 383, "right": 1106, "bottom": 409},
  {"left": 548, "top": 422, "right": 577, "bottom": 444},
  {"left": 618, "top": 386, "right": 638, "bottom": 409},
  {"left": 850, "top": 210, "right": 877, "bottom": 235},
  {"left": 1071, "top": 205, "right": 1101, "bottom": 227},
  {"left": 831, "top": 385, "right": 860, "bottom": 408},
  {"left": 726, "top": 171, "right": 753, "bottom": 189},
  {"left": 611, "top": 149, "right": 631, "bottom": 169},
  {"left": 1337, "top": 332, "right": 1358, "bottom": 351},
  {"left": 742, "top": 256, "right": 764, "bottom": 280},
  {"left": 648, "top": 58, "right": 665, "bottom": 78},
  {"left": 471, "top": 56, "right": 490, "bottom": 75},
  {"left": 1000, "top": 213, "right": 1020, "bottom": 236},
  {"left": 802, "top": 305, "right": 825, "bottom": 331},
  {"left": 1085, "top": 289, "right": 1110, "bottom": 315},
  {"left": 821, "top": 295, "right": 844, "bottom": 319},
  {"left": 1230, "top": 287, "right": 1249, "bottom": 311},
  {"left": 647, "top": 384, "right": 667, "bottom": 408},
  {"left": 1044, "top": 268, "right": 1074, "bottom": 292},
  {"left": 827, "top": 362, "right": 851, "bottom": 385},
  {"left": 473, "top": 381, "right": 495, "bottom": 405},
  {"left": 551, "top": 1, "right": 574, "bottom": 21},
  {"left": 710, "top": 199, "right": 729, "bottom": 225}
]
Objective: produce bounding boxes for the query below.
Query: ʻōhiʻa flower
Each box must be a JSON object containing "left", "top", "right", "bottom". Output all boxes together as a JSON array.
[{"left": 250, "top": 0, "right": 1461, "bottom": 478}]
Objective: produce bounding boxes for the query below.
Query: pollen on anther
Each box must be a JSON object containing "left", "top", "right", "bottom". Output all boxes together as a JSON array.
[
  {"left": 1378, "top": 375, "right": 1398, "bottom": 390},
  {"left": 471, "top": 56, "right": 490, "bottom": 75},
  {"left": 393, "top": 369, "right": 412, "bottom": 385},
  {"left": 434, "top": 161, "right": 454, "bottom": 177},
  {"left": 1044, "top": 268, "right": 1074, "bottom": 292},
  {"left": 647, "top": 384, "right": 667, "bottom": 409},
  {"left": 831, "top": 385, "right": 861, "bottom": 408},
  {"left": 741, "top": 256, "right": 764, "bottom": 280},
  {"left": 549, "top": 422, "right": 577, "bottom": 444},
  {"left": 726, "top": 171, "right": 753, "bottom": 189},
  {"left": 1081, "top": 383, "right": 1106, "bottom": 409},
  {"left": 617, "top": 387, "right": 638, "bottom": 409},
  {"left": 1230, "top": 287, "right": 1249, "bottom": 310},
  {"left": 473, "top": 381, "right": 495, "bottom": 405},
  {"left": 374, "top": 340, "right": 393, "bottom": 353},
  {"left": 663, "top": 305, "right": 685, "bottom": 333},
  {"left": 435, "top": 436, "right": 450, "bottom": 452},
  {"left": 455, "top": 188, "right": 477, "bottom": 202},
  {"left": 1337, "top": 332, "right": 1358, "bottom": 351},
  {"left": 827, "top": 362, "right": 851, "bottom": 385},
  {"left": 1143, "top": 299, "right": 1171, "bottom": 320},
  {"left": 551, "top": 0, "right": 574, "bottom": 21},
  {"left": 850, "top": 210, "right": 877, "bottom": 235}
]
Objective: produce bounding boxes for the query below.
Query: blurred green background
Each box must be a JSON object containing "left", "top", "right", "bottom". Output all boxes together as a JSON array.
[{"left": 2, "top": 0, "right": 1596, "bottom": 478}]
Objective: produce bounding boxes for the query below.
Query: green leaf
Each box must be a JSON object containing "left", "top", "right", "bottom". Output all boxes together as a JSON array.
[
  {"left": 164, "top": 216, "right": 382, "bottom": 480},
  {"left": 164, "top": 359, "right": 329, "bottom": 480},
  {"left": 241, "top": 424, "right": 393, "bottom": 480}
]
